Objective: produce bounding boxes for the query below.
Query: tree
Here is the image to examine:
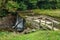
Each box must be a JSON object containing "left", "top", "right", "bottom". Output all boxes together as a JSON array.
[
  {"left": 26, "top": 0, "right": 38, "bottom": 9},
  {"left": 0, "top": 0, "right": 8, "bottom": 17},
  {"left": 6, "top": 1, "right": 19, "bottom": 12}
]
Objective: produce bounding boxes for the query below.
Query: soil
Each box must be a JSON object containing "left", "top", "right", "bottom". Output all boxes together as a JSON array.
[{"left": 0, "top": 14, "right": 16, "bottom": 31}]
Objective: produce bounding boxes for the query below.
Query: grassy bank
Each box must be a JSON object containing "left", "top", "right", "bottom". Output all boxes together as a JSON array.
[
  {"left": 33, "top": 9, "right": 60, "bottom": 18},
  {"left": 0, "top": 31, "right": 60, "bottom": 40},
  {"left": 19, "top": 9, "right": 60, "bottom": 19}
]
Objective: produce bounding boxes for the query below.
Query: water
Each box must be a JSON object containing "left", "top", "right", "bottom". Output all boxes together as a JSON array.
[{"left": 14, "top": 15, "right": 25, "bottom": 32}]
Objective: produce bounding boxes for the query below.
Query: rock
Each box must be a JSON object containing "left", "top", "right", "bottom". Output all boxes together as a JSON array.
[
  {"left": 25, "top": 16, "right": 41, "bottom": 32},
  {"left": 32, "top": 29, "right": 36, "bottom": 32}
]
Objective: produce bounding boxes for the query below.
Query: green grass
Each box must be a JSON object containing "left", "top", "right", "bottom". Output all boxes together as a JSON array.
[
  {"left": 33, "top": 9, "right": 60, "bottom": 18},
  {"left": 0, "top": 31, "right": 60, "bottom": 40},
  {"left": 19, "top": 9, "right": 60, "bottom": 19}
]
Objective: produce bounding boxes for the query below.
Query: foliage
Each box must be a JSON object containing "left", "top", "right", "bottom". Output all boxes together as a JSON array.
[
  {"left": 0, "top": 0, "right": 2, "bottom": 8},
  {"left": 18, "top": 2, "right": 27, "bottom": 11},
  {"left": 26, "top": 0, "right": 38, "bottom": 9},
  {"left": 6, "top": 1, "right": 19, "bottom": 12},
  {"left": 1, "top": 0, "right": 60, "bottom": 17},
  {"left": 0, "top": 9, "right": 8, "bottom": 17}
]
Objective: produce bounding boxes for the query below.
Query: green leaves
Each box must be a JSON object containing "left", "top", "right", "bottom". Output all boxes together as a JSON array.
[
  {"left": 0, "top": 0, "right": 3, "bottom": 8},
  {"left": 28, "top": 0, "right": 37, "bottom": 3},
  {"left": 0, "top": 9, "right": 8, "bottom": 17},
  {"left": 1, "top": 0, "right": 60, "bottom": 17},
  {"left": 19, "top": 2, "right": 27, "bottom": 11},
  {"left": 6, "top": 1, "right": 19, "bottom": 12}
]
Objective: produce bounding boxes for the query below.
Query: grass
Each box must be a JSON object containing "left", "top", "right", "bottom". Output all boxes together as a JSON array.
[
  {"left": 19, "top": 9, "right": 60, "bottom": 19},
  {"left": 0, "top": 31, "right": 60, "bottom": 40},
  {"left": 33, "top": 9, "right": 60, "bottom": 18}
]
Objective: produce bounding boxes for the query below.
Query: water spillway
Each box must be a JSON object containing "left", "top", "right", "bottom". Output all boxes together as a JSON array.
[{"left": 13, "top": 15, "right": 25, "bottom": 32}]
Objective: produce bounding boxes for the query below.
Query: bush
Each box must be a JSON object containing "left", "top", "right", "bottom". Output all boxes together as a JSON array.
[
  {"left": 18, "top": 2, "right": 27, "bottom": 11},
  {"left": 6, "top": 1, "right": 19, "bottom": 12},
  {"left": 0, "top": 9, "right": 8, "bottom": 17}
]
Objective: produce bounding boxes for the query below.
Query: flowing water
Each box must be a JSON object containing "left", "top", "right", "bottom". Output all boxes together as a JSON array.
[{"left": 14, "top": 15, "right": 25, "bottom": 32}]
